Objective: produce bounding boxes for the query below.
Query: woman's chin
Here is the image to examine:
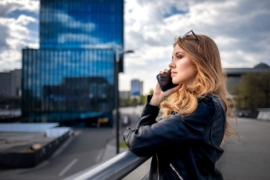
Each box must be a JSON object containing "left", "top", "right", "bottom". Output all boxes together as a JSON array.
[{"left": 172, "top": 79, "right": 180, "bottom": 85}]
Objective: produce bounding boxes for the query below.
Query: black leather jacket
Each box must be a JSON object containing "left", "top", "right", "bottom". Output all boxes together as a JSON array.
[{"left": 123, "top": 94, "right": 225, "bottom": 180}]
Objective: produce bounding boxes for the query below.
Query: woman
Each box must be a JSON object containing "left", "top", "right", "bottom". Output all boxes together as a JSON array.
[{"left": 123, "top": 30, "right": 237, "bottom": 180}]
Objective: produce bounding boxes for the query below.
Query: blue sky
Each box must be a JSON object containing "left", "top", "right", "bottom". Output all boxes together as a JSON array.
[{"left": 0, "top": 0, "right": 270, "bottom": 94}]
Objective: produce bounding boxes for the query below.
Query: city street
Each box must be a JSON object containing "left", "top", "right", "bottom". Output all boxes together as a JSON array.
[
  {"left": 0, "top": 107, "right": 139, "bottom": 180},
  {"left": 0, "top": 127, "right": 122, "bottom": 180},
  {"left": 0, "top": 111, "right": 269, "bottom": 180}
]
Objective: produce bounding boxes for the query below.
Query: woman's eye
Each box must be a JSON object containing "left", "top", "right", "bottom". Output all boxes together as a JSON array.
[{"left": 171, "top": 55, "right": 183, "bottom": 61}]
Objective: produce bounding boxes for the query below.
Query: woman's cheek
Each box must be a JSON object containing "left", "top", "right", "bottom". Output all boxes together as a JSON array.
[{"left": 174, "top": 73, "right": 183, "bottom": 84}]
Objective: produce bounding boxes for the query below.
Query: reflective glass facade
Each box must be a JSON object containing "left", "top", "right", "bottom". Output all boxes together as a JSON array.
[
  {"left": 22, "top": 0, "right": 124, "bottom": 126},
  {"left": 40, "top": 0, "right": 123, "bottom": 48}
]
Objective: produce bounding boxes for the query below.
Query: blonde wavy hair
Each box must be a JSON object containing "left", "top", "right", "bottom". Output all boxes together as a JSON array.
[{"left": 160, "top": 33, "right": 237, "bottom": 139}]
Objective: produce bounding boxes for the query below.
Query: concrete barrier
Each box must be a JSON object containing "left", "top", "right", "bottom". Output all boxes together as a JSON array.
[
  {"left": 0, "top": 123, "right": 71, "bottom": 168},
  {"left": 257, "top": 108, "right": 270, "bottom": 121},
  {"left": 0, "top": 131, "right": 70, "bottom": 168}
]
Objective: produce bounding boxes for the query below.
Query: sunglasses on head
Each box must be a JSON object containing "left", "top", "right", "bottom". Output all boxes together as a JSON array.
[{"left": 182, "top": 30, "right": 199, "bottom": 41}]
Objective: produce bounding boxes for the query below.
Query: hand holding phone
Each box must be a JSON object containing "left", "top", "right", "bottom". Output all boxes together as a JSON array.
[{"left": 156, "top": 70, "right": 178, "bottom": 92}]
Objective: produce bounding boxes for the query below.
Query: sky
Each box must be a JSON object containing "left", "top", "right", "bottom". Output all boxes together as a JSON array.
[{"left": 0, "top": 0, "right": 270, "bottom": 95}]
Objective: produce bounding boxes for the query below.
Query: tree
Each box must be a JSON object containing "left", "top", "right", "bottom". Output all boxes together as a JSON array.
[
  {"left": 131, "top": 97, "right": 138, "bottom": 106},
  {"left": 232, "top": 73, "right": 270, "bottom": 117},
  {"left": 139, "top": 89, "right": 154, "bottom": 105},
  {"left": 120, "top": 98, "right": 128, "bottom": 107},
  {"left": 140, "top": 95, "right": 147, "bottom": 105}
]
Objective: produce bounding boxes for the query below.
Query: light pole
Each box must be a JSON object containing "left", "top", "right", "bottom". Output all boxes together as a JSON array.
[{"left": 115, "top": 48, "right": 134, "bottom": 154}]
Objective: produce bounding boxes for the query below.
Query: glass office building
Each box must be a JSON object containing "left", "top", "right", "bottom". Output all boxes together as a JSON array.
[
  {"left": 39, "top": 0, "right": 123, "bottom": 48},
  {"left": 22, "top": 0, "right": 124, "bottom": 126}
]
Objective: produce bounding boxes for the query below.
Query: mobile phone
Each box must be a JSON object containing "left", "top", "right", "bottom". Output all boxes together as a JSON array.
[{"left": 156, "top": 70, "right": 178, "bottom": 92}]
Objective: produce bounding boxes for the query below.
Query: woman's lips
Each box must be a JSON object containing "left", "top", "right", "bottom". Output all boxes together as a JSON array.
[{"left": 171, "top": 71, "right": 177, "bottom": 76}]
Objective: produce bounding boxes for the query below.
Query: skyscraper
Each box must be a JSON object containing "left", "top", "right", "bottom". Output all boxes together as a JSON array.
[
  {"left": 22, "top": 0, "right": 124, "bottom": 126},
  {"left": 131, "top": 79, "right": 143, "bottom": 96}
]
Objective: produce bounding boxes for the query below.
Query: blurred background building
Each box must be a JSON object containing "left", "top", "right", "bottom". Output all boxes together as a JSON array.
[
  {"left": 21, "top": 0, "right": 124, "bottom": 126},
  {"left": 0, "top": 69, "right": 21, "bottom": 97},
  {"left": 130, "top": 79, "right": 143, "bottom": 96},
  {"left": 129, "top": 79, "right": 143, "bottom": 106},
  {"left": 119, "top": 79, "right": 144, "bottom": 107},
  {"left": 0, "top": 69, "right": 21, "bottom": 121},
  {"left": 119, "top": 91, "right": 130, "bottom": 100},
  {"left": 225, "top": 62, "right": 270, "bottom": 117},
  {"left": 225, "top": 62, "right": 270, "bottom": 94}
]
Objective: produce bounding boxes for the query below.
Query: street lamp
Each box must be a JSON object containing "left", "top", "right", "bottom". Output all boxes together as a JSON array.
[{"left": 115, "top": 48, "right": 134, "bottom": 154}]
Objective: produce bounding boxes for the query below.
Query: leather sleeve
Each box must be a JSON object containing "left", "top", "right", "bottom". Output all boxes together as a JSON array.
[
  {"left": 136, "top": 94, "right": 160, "bottom": 128},
  {"left": 123, "top": 97, "right": 216, "bottom": 157}
]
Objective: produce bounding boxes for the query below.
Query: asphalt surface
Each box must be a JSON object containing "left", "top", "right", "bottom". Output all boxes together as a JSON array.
[
  {"left": 216, "top": 118, "right": 270, "bottom": 180},
  {"left": 0, "top": 128, "right": 116, "bottom": 180}
]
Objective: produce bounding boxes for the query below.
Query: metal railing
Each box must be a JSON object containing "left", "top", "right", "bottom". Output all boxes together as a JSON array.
[{"left": 64, "top": 150, "right": 150, "bottom": 180}]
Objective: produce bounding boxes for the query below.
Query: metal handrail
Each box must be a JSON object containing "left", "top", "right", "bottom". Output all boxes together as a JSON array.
[{"left": 64, "top": 150, "right": 150, "bottom": 180}]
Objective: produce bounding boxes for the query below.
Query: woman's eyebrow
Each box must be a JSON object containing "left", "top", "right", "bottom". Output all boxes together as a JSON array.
[{"left": 175, "top": 51, "right": 184, "bottom": 55}]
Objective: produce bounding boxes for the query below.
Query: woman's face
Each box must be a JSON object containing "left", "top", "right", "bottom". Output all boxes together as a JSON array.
[{"left": 169, "top": 44, "right": 197, "bottom": 87}]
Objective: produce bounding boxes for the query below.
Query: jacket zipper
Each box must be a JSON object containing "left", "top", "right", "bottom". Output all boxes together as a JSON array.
[
  {"left": 156, "top": 153, "right": 160, "bottom": 180},
  {"left": 169, "top": 163, "right": 184, "bottom": 180}
]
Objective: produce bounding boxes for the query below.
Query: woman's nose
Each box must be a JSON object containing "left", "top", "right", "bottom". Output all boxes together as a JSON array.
[{"left": 169, "top": 61, "right": 175, "bottom": 69}]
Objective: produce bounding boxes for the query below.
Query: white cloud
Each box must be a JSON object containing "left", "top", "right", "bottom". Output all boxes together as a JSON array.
[
  {"left": 16, "top": 14, "right": 37, "bottom": 25},
  {"left": 0, "top": 0, "right": 269, "bottom": 95},
  {"left": 122, "top": 0, "right": 270, "bottom": 94},
  {"left": 214, "top": 36, "right": 238, "bottom": 47},
  {"left": 0, "top": 0, "right": 39, "bottom": 16},
  {"left": 0, "top": 14, "right": 38, "bottom": 70},
  {"left": 0, "top": 0, "right": 39, "bottom": 70},
  {"left": 58, "top": 33, "right": 99, "bottom": 44},
  {"left": 42, "top": 8, "right": 96, "bottom": 33}
]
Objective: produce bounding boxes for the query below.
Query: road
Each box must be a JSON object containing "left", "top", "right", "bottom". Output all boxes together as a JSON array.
[
  {"left": 216, "top": 118, "right": 270, "bottom": 180},
  {"left": 0, "top": 128, "right": 115, "bottom": 180},
  {"left": 0, "top": 107, "right": 139, "bottom": 180},
  {"left": 0, "top": 120, "right": 136, "bottom": 179},
  {"left": 2, "top": 108, "right": 267, "bottom": 180}
]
